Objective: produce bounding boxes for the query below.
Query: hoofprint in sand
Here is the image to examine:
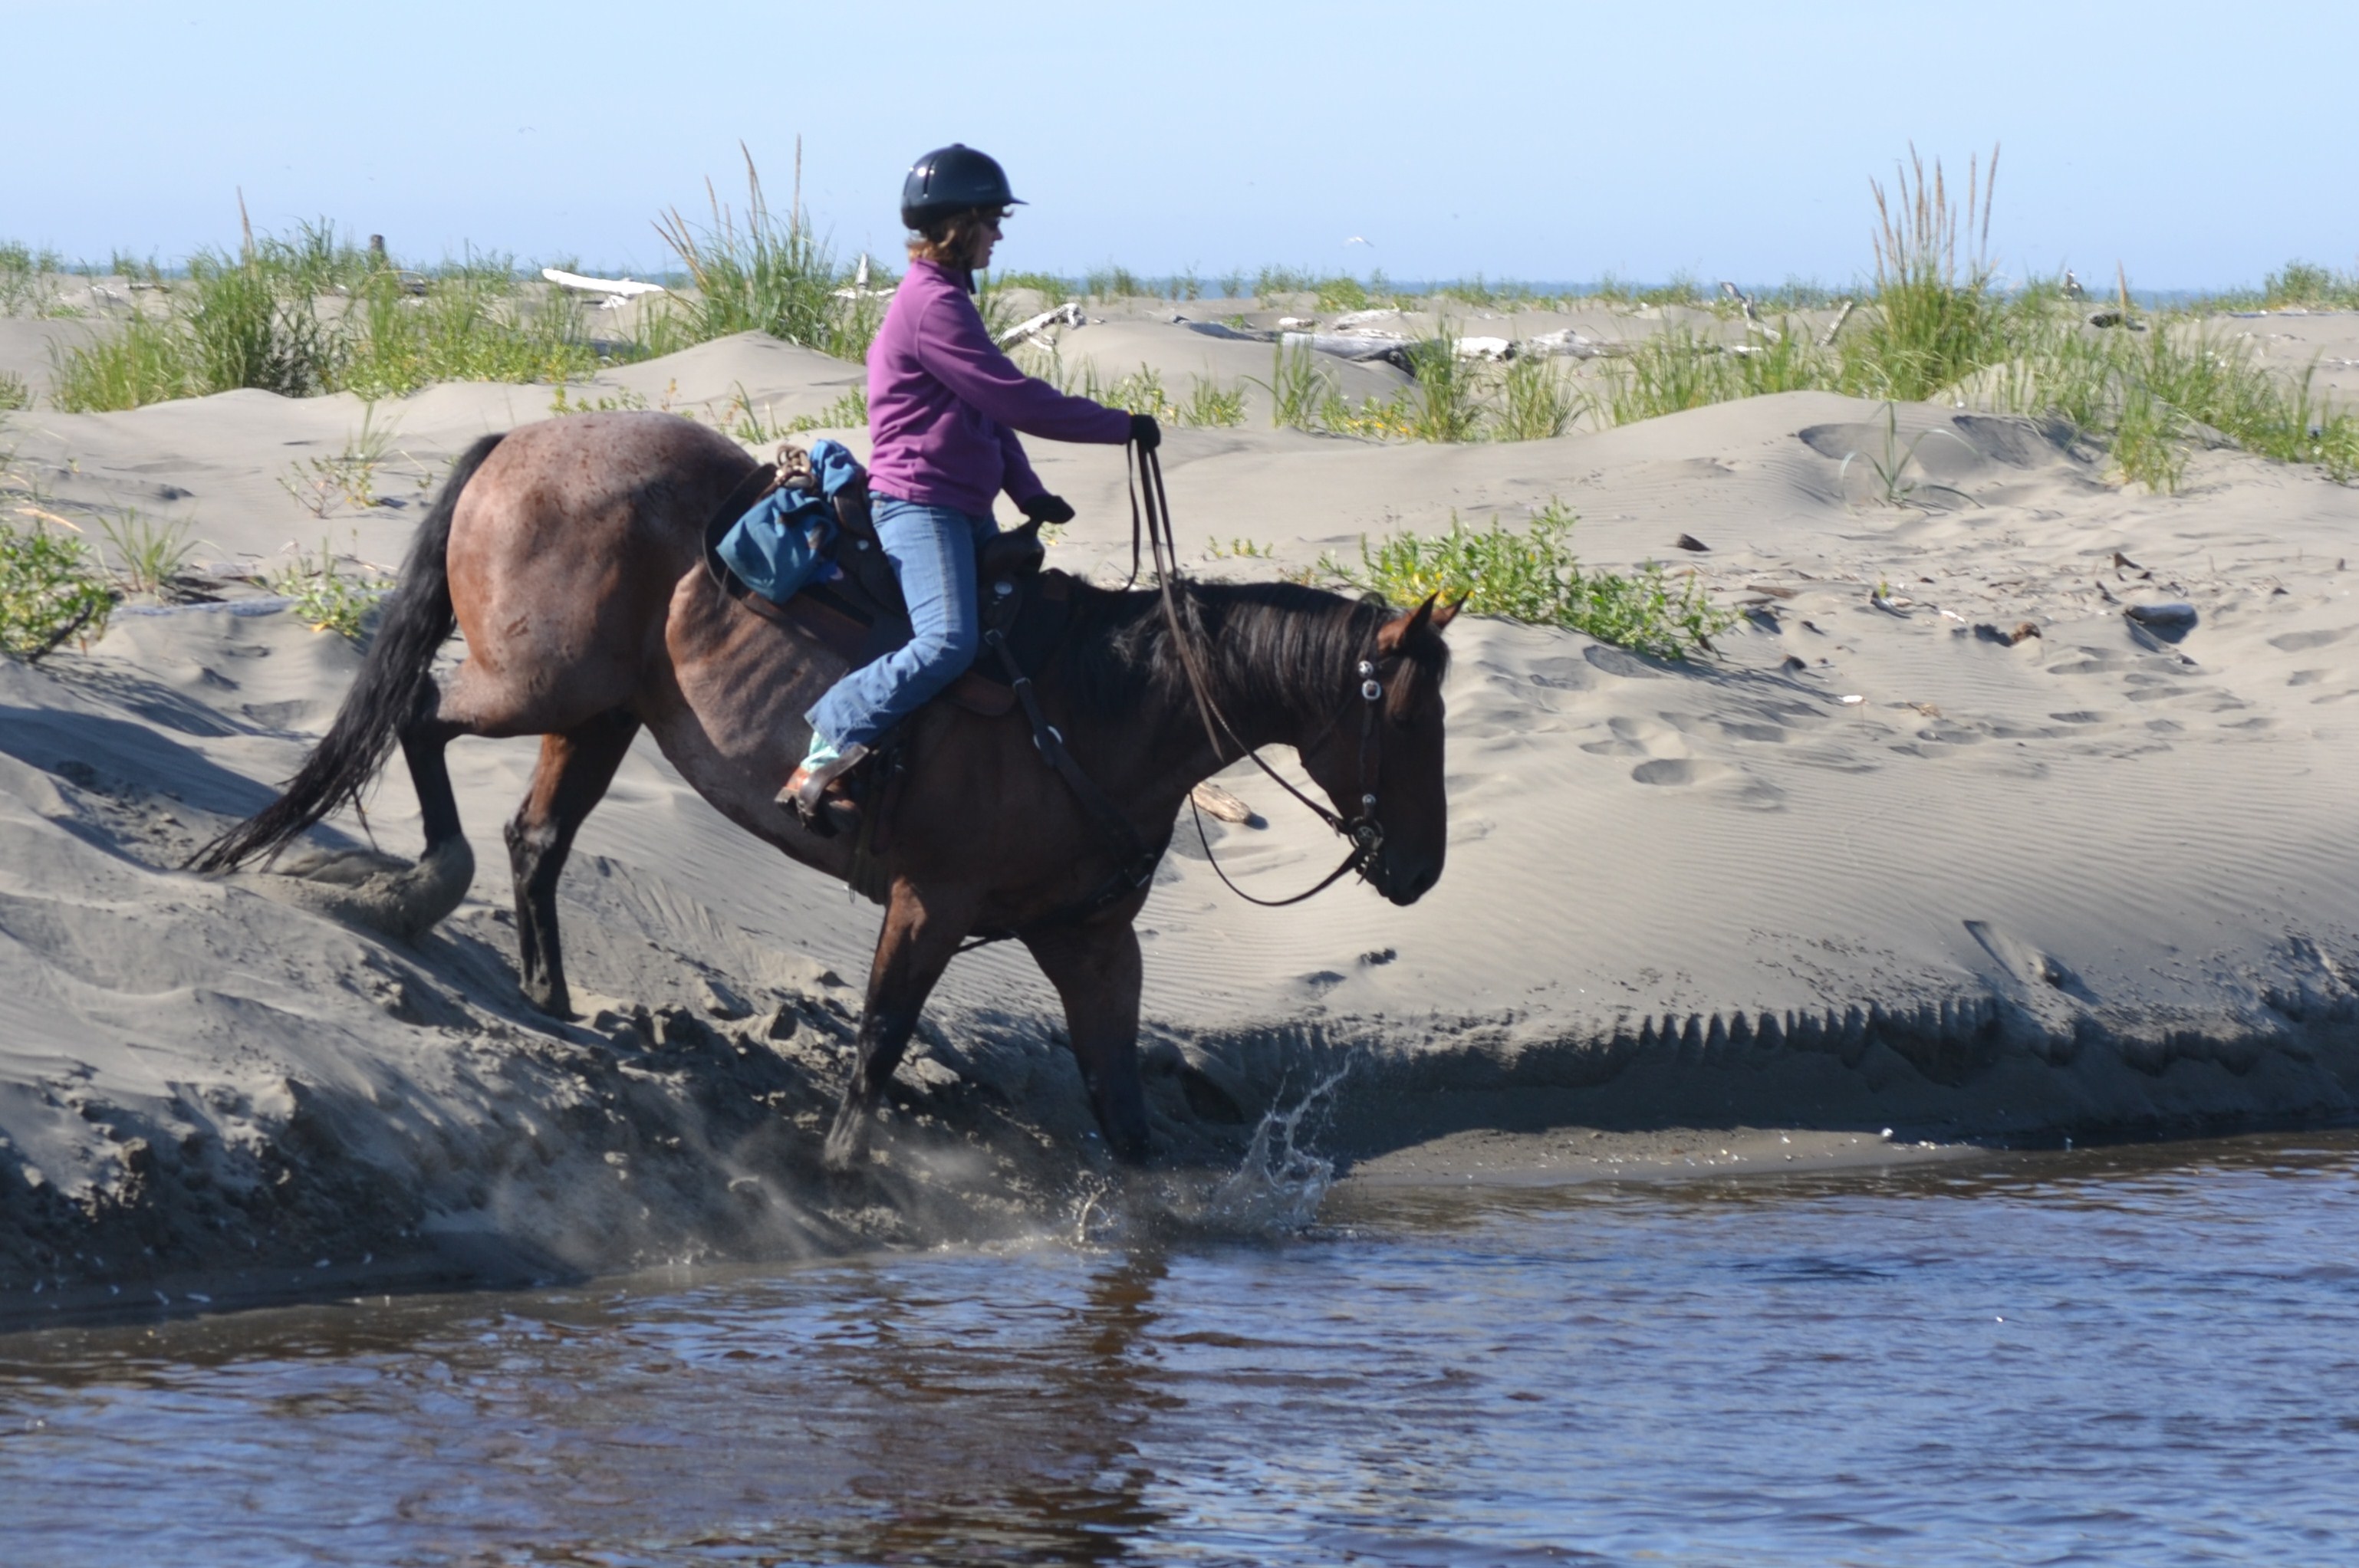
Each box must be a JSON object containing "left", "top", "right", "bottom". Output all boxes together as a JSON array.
[{"left": 3, "top": 324, "right": 2356, "bottom": 1316}]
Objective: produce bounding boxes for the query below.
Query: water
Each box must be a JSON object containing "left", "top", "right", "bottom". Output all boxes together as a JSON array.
[{"left": 6, "top": 1131, "right": 2359, "bottom": 1566}]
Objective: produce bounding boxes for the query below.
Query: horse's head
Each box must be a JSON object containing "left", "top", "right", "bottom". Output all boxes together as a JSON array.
[{"left": 1298, "top": 593, "right": 1459, "bottom": 906}]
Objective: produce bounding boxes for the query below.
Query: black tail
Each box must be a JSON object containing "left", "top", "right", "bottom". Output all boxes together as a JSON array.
[{"left": 189, "top": 432, "right": 507, "bottom": 874}]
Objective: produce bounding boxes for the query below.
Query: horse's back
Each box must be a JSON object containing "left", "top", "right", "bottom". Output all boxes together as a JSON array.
[{"left": 441, "top": 413, "right": 757, "bottom": 736}]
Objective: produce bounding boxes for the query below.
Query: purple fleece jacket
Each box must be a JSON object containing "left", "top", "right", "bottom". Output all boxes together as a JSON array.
[{"left": 865, "top": 258, "right": 1133, "bottom": 517}]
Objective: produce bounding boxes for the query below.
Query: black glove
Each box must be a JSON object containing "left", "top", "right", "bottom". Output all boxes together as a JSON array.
[
  {"left": 1020, "top": 492, "right": 1075, "bottom": 526},
  {"left": 1129, "top": 413, "right": 1162, "bottom": 452}
]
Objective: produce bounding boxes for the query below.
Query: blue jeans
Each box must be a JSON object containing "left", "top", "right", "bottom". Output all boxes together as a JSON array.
[{"left": 806, "top": 496, "right": 997, "bottom": 749}]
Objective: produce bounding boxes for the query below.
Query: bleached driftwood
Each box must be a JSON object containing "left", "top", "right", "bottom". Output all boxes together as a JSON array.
[
  {"left": 1278, "top": 330, "right": 1411, "bottom": 366},
  {"left": 541, "top": 268, "right": 669, "bottom": 311},
  {"left": 1190, "top": 781, "right": 1259, "bottom": 825},
  {"left": 1720, "top": 281, "right": 1784, "bottom": 343},
  {"left": 1819, "top": 299, "right": 1857, "bottom": 347},
  {"left": 997, "top": 301, "right": 1086, "bottom": 347},
  {"left": 833, "top": 254, "right": 892, "bottom": 301},
  {"left": 1526, "top": 327, "right": 1607, "bottom": 359},
  {"left": 1453, "top": 335, "right": 1515, "bottom": 361}
]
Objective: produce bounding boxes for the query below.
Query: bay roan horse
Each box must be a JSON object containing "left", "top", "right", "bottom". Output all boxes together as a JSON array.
[{"left": 192, "top": 413, "right": 1456, "bottom": 1168}]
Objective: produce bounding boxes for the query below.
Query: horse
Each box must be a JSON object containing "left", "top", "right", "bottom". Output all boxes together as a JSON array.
[{"left": 192, "top": 412, "right": 1457, "bottom": 1169}]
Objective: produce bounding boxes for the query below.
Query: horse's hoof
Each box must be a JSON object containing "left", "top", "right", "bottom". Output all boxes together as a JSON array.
[{"left": 821, "top": 1113, "right": 870, "bottom": 1172}]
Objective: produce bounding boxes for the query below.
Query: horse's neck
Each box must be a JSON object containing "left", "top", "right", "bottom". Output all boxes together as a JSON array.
[{"left": 1171, "top": 654, "right": 1335, "bottom": 788}]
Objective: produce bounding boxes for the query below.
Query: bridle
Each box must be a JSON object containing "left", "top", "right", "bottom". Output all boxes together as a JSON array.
[{"left": 1126, "top": 442, "right": 1399, "bottom": 907}]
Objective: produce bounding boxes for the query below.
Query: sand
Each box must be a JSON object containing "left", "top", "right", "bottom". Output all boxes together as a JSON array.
[{"left": 3, "top": 304, "right": 2356, "bottom": 1321}]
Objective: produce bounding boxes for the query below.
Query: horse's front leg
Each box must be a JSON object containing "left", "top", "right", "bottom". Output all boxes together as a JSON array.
[
  {"left": 1022, "top": 921, "right": 1151, "bottom": 1164},
  {"left": 824, "top": 879, "right": 978, "bottom": 1172}
]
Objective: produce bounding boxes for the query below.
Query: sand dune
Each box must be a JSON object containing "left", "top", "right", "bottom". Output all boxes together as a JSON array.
[{"left": 4, "top": 322, "right": 2356, "bottom": 1314}]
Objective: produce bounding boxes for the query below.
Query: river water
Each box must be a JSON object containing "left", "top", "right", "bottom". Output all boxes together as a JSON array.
[{"left": 5, "top": 1129, "right": 2358, "bottom": 1566}]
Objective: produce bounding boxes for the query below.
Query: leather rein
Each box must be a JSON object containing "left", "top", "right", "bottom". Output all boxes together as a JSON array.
[{"left": 1124, "top": 442, "right": 1396, "bottom": 907}]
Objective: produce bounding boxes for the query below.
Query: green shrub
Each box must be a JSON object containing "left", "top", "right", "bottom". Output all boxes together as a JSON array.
[
  {"left": 0, "top": 370, "right": 28, "bottom": 412},
  {"left": 0, "top": 521, "right": 116, "bottom": 659},
  {"left": 1321, "top": 502, "right": 1736, "bottom": 659},
  {"left": 269, "top": 539, "right": 390, "bottom": 641}
]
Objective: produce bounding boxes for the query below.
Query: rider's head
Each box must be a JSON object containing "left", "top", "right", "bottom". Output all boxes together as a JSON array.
[{"left": 901, "top": 144, "right": 1022, "bottom": 272}]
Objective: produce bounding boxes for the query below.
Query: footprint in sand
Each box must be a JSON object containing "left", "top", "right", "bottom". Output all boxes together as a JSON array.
[
  {"left": 1630, "top": 757, "right": 1785, "bottom": 810},
  {"left": 1581, "top": 715, "right": 1680, "bottom": 758},
  {"left": 1630, "top": 758, "right": 1733, "bottom": 787},
  {"left": 2268, "top": 626, "right": 2354, "bottom": 653}
]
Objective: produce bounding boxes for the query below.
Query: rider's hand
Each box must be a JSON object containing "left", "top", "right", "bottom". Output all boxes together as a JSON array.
[
  {"left": 1020, "top": 492, "right": 1075, "bottom": 526},
  {"left": 1129, "top": 413, "right": 1162, "bottom": 452}
]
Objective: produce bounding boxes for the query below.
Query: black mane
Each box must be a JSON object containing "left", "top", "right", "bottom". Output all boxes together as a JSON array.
[{"left": 1054, "top": 574, "right": 1449, "bottom": 732}]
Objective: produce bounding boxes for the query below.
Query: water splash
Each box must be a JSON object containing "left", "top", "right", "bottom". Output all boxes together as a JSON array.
[{"left": 1072, "top": 1067, "right": 1347, "bottom": 1245}]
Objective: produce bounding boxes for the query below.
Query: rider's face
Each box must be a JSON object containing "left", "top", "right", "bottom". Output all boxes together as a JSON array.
[{"left": 969, "top": 213, "right": 1004, "bottom": 271}]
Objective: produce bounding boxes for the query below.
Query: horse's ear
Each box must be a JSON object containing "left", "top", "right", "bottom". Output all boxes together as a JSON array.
[
  {"left": 1380, "top": 593, "right": 1439, "bottom": 653},
  {"left": 1433, "top": 592, "right": 1466, "bottom": 632}
]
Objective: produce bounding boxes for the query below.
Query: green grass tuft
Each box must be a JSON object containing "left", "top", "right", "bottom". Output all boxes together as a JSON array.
[
  {"left": 1321, "top": 502, "right": 1736, "bottom": 659},
  {"left": 651, "top": 147, "right": 878, "bottom": 361},
  {"left": 97, "top": 510, "right": 197, "bottom": 596}
]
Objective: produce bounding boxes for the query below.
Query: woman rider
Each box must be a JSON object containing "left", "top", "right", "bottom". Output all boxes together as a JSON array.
[{"left": 781, "top": 143, "right": 1158, "bottom": 815}]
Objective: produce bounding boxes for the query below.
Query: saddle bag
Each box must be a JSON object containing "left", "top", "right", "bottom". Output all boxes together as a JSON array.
[{"left": 714, "top": 438, "right": 868, "bottom": 603}]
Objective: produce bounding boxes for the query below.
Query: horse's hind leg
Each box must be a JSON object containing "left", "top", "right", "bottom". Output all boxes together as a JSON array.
[
  {"left": 824, "top": 880, "right": 978, "bottom": 1172},
  {"left": 503, "top": 708, "right": 640, "bottom": 1018},
  {"left": 365, "top": 712, "right": 479, "bottom": 940}
]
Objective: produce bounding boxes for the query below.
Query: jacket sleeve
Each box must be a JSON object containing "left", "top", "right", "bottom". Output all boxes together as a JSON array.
[
  {"left": 912, "top": 294, "right": 1134, "bottom": 446},
  {"left": 996, "top": 425, "right": 1046, "bottom": 504}
]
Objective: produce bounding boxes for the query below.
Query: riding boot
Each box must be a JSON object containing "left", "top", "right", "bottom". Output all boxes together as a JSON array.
[{"left": 778, "top": 740, "right": 870, "bottom": 835}]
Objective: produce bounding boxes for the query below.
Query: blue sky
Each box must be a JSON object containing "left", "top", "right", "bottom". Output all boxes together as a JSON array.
[{"left": 9, "top": 0, "right": 2354, "bottom": 290}]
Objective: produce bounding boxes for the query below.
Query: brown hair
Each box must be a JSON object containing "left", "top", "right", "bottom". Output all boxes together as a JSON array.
[{"left": 906, "top": 205, "right": 1005, "bottom": 270}]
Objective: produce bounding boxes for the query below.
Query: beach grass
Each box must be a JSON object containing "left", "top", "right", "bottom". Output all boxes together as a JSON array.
[
  {"left": 651, "top": 147, "right": 880, "bottom": 363},
  {"left": 1321, "top": 502, "right": 1736, "bottom": 659},
  {"left": 0, "top": 242, "right": 67, "bottom": 317},
  {"left": 96, "top": 510, "right": 197, "bottom": 597},
  {"left": 2265, "top": 261, "right": 2359, "bottom": 311},
  {"left": 47, "top": 227, "right": 617, "bottom": 412},
  {"left": 1179, "top": 375, "right": 1248, "bottom": 428},
  {"left": 1498, "top": 353, "right": 1578, "bottom": 440},
  {"left": 1401, "top": 331, "right": 1485, "bottom": 442}
]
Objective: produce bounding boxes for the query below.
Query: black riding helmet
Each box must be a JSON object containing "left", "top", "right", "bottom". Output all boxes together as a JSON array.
[{"left": 900, "top": 144, "right": 1023, "bottom": 232}]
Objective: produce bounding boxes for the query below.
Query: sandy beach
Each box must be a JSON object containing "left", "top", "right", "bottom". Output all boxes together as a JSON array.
[{"left": 4, "top": 294, "right": 2356, "bottom": 1321}]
